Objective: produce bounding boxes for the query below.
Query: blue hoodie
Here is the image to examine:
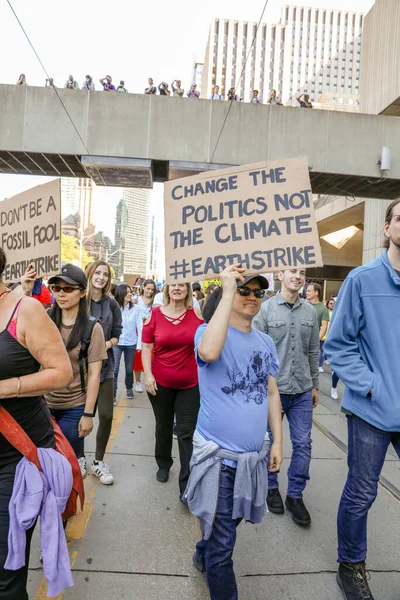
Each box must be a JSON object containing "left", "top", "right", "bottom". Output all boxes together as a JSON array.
[{"left": 325, "top": 251, "right": 400, "bottom": 431}]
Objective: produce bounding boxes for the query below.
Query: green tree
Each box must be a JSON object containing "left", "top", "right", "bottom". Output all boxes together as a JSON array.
[{"left": 61, "top": 234, "right": 94, "bottom": 268}]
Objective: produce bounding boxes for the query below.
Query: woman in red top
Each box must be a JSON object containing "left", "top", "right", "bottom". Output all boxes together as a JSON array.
[{"left": 142, "top": 283, "right": 203, "bottom": 497}]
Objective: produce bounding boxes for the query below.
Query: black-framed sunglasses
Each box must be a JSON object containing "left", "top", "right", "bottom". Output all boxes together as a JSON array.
[
  {"left": 237, "top": 287, "right": 265, "bottom": 298},
  {"left": 51, "top": 284, "right": 82, "bottom": 294}
]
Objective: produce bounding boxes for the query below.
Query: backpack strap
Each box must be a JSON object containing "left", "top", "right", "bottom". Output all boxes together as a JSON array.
[{"left": 78, "top": 316, "right": 98, "bottom": 393}]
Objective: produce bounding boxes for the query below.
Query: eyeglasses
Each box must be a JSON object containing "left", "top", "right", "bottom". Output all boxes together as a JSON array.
[
  {"left": 51, "top": 285, "right": 81, "bottom": 294},
  {"left": 237, "top": 287, "right": 265, "bottom": 298}
]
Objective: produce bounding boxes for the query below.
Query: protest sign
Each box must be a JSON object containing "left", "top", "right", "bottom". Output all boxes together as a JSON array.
[
  {"left": 0, "top": 179, "right": 61, "bottom": 283},
  {"left": 164, "top": 157, "right": 323, "bottom": 283}
]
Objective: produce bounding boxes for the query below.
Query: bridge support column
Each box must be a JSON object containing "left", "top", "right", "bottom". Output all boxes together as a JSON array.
[{"left": 362, "top": 198, "right": 392, "bottom": 264}]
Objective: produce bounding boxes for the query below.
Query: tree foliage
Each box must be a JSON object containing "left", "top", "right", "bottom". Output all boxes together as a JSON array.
[{"left": 61, "top": 234, "right": 94, "bottom": 267}]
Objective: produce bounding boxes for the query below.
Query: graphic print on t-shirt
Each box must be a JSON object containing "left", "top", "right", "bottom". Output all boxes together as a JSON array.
[{"left": 221, "top": 350, "right": 271, "bottom": 405}]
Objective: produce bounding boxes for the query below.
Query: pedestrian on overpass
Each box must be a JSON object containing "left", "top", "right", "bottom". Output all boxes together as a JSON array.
[
  {"left": 85, "top": 261, "right": 122, "bottom": 485},
  {"left": 325, "top": 198, "right": 400, "bottom": 600},
  {"left": 186, "top": 266, "right": 282, "bottom": 600},
  {"left": 254, "top": 268, "right": 319, "bottom": 526}
]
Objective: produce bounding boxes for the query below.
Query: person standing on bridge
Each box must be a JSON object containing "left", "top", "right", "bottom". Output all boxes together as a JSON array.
[
  {"left": 82, "top": 75, "right": 95, "bottom": 91},
  {"left": 100, "top": 75, "right": 116, "bottom": 92},
  {"left": 16, "top": 74, "right": 26, "bottom": 86},
  {"left": 145, "top": 78, "right": 157, "bottom": 94},
  {"left": 186, "top": 266, "right": 282, "bottom": 600},
  {"left": 254, "top": 268, "right": 319, "bottom": 526},
  {"left": 250, "top": 89, "right": 262, "bottom": 104},
  {"left": 325, "top": 198, "right": 400, "bottom": 600},
  {"left": 187, "top": 83, "right": 200, "bottom": 98},
  {"left": 172, "top": 80, "right": 184, "bottom": 97},
  {"left": 64, "top": 75, "right": 79, "bottom": 89}
]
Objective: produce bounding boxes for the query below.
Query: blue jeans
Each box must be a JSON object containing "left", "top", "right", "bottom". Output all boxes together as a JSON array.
[
  {"left": 50, "top": 404, "right": 85, "bottom": 458},
  {"left": 268, "top": 390, "right": 313, "bottom": 497},
  {"left": 319, "top": 340, "right": 325, "bottom": 368},
  {"left": 114, "top": 345, "right": 136, "bottom": 396},
  {"left": 195, "top": 465, "right": 241, "bottom": 600},
  {"left": 338, "top": 414, "right": 400, "bottom": 563},
  {"left": 332, "top": 371, "right": 339, "bottom": 388}
]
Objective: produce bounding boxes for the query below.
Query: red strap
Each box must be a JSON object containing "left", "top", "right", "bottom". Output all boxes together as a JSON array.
[{"left": 0, "top": 406, "right": 41, "bottom": 470}]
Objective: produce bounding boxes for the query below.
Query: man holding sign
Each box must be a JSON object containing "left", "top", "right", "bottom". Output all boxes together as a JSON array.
[{"left": 184, "top": 264, "right": 283, "bottom": 600}]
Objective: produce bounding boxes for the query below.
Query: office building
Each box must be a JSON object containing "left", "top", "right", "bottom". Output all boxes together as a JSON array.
[
  {"left": 61, "top": 177, "right": 94, "bottom": 230},
  {"left": 117, "top": 188, "right": 149, "bottom": 276},
  {"left": 202, "top": 5, "right": 363, "bottom": 108},
  {"left": 359, "top": 0, "right": 400, "bottom": 116},
  {"left": 191, "top": 60, "right": 204, "bottom": 93}
]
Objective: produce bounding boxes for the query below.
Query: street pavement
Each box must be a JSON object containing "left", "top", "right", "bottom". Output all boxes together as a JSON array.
[{"left": 27, "top": 367, "right": 400, "bottom": 599}]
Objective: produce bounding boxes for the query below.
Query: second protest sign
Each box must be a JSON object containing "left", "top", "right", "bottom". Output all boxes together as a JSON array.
[{"left": 164, "top": 156, "right": 323, "bottom": 283}]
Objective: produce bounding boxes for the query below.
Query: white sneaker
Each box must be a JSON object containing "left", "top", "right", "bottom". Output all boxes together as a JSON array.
[
  {"left": 78, "top": 457, "right": 87, "bottom": 479},
  {"left": 90, "top": 460, "right": 114, "bottom": 485},
  {"left": 331, "top": 387, "right": 339, "bottom": 400},
  {"left": 134, "top": 381, "right": 143, "bottom": 393},
  {"left": 318, "top": 367, "right": 324, "bottom": 373}
]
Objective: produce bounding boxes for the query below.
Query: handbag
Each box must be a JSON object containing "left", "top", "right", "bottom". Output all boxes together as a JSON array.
[{"left": 0, "top": 406, "right": 84, "bottom": 521}]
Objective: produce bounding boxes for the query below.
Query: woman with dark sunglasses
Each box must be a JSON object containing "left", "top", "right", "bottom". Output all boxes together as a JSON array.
[{"left": 44, "top": 264, "right": 107, "bottom": 478}]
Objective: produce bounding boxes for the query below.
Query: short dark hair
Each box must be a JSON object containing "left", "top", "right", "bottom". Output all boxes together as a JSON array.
[
  {"left": 0, "top": 248, "right": 6, "bottom": 278},
  {"left": 309, "top": 282, "right": 322, "bottom": 301},
  {"left": 384, "top": 198, "right": 400, "bottom": 249},
  {"left": 192, "top": 282, "right": 201, "bottom": 292}
]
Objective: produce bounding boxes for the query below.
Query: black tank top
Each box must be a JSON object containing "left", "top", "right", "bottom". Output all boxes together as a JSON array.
[{"left": 0, "top": 299, "right": 54, "bottom": 471}]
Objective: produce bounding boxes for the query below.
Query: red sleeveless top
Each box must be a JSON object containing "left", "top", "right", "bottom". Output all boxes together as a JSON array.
[{"left": 142, "top": 307, "right": 203, "bottom": 389}]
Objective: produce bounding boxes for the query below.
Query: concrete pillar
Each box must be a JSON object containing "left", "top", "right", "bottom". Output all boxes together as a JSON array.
[{"left": 362, "top": 198, "right": 392, "bottom": 264}]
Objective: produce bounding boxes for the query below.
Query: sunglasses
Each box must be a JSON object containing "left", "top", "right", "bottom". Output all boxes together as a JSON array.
[
  {"left": 51, "top": 285, "right": 82, "bottom": 294},
  {"left": 237, "top": 287, "right": 265, "bottom": 298}
]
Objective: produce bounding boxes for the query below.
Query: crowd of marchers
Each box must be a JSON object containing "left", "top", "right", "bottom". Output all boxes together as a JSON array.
[{"left": 1, "top": 199, "right": 400, "bottom": 599}]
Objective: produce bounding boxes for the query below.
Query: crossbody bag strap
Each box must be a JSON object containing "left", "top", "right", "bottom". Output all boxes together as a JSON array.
[{"left": 0, "top": 406, "right": 41, "bottom": 469}]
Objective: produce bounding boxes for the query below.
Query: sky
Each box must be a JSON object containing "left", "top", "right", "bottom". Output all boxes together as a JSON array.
[{"left": 0, "top": 0, "right": 375, "bottom": 245}]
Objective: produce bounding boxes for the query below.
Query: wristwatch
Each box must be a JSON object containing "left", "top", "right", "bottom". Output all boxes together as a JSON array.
[{"left": 83, "top": 412, "right": 94, "bottom": 418}]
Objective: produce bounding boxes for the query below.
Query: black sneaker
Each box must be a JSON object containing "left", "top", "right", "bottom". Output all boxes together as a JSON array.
[
  {"left": 192, "top": 552, "right": 206, "bottom": 578},
  {"left": 156, "top": 469, "right": 169, "bottom": 483},
  {"left": 267, "top": 488, "right": 284, "bottom": 514},
  {"left": 337, "top": 562, "right": 374, "bottom": 599},
  {"left": 285, "top": 496, "right": 311, "bottom": 526}
]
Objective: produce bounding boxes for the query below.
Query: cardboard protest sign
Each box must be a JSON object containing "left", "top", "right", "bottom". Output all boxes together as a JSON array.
[
  {"left": 0, "top": 179, "right": 61, "bottom": 283},
  {"left": 164, "top": 157, "right": 323, "bottom": 283}
]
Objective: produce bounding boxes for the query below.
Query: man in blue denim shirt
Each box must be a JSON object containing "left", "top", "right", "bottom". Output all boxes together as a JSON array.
[
  {"left": 325, "top": 198, "right": 400, "bottom": 600},
  {"left": 254, "top": 267, "right": 319, "bottom": 526}
]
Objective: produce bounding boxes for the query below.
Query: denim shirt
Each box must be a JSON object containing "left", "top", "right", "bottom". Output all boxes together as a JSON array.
[
  {"left": 118, "top": 304, "right": 143, "bottom": 348},
  {"left": 253, "top": 292, "right": 319, "bottom": 394}
]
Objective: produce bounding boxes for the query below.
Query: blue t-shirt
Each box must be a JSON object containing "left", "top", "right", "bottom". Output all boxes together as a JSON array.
[{"left": 195, "top": 324, "right": 279, "bottom": 455}]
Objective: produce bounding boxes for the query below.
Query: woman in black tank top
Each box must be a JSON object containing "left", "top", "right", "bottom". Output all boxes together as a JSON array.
[{"left": 0, "top": 251, "right": 72, "bottom": 600}]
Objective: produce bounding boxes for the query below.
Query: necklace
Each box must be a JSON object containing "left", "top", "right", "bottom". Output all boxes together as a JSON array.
[{"left": 0, "top": 289, "right": 10, "bottom": 299}]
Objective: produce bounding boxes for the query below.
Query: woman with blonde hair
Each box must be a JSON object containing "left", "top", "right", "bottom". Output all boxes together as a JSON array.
[
  {"left": 84, "top": 261, "right": 122, "bottom": 485},
  {"left": 142, "top": 282, "right": 203, "bottom": 497}
]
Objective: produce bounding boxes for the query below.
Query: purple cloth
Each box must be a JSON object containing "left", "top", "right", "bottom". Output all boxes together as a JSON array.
[{"left": 5, "top": 448, "right": 73, "bottom": 597}]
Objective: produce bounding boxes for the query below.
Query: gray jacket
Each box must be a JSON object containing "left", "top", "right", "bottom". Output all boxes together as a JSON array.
[
  {"left": 253, "top": 292, "right": 319, "bottom": 394},
  {"left": 184, "top": 430, "right": 270, "bottom": 540}
]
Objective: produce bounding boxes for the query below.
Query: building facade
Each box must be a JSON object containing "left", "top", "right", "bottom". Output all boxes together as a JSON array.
[
  {"left": 116, "top": 188, "right": 149, "bottom": 277},
  {"left": 359, "top": 0, "right": 400, "bottom": 116},
  {"left": 202, "top": 5, "right": 363, "bottom": 108},
  {"left": 61, "top": 177, "right": 94, "bottom": 230}
]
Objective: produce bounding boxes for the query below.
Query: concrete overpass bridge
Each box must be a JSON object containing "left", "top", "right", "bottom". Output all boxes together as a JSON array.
[{"left": 0, "top": 84, "right": 399, "bottom": 199}]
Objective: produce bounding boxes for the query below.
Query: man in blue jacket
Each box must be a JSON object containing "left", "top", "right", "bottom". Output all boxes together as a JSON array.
[{"left": 325, "top": 198, "right": 400, "bottom": 600}]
